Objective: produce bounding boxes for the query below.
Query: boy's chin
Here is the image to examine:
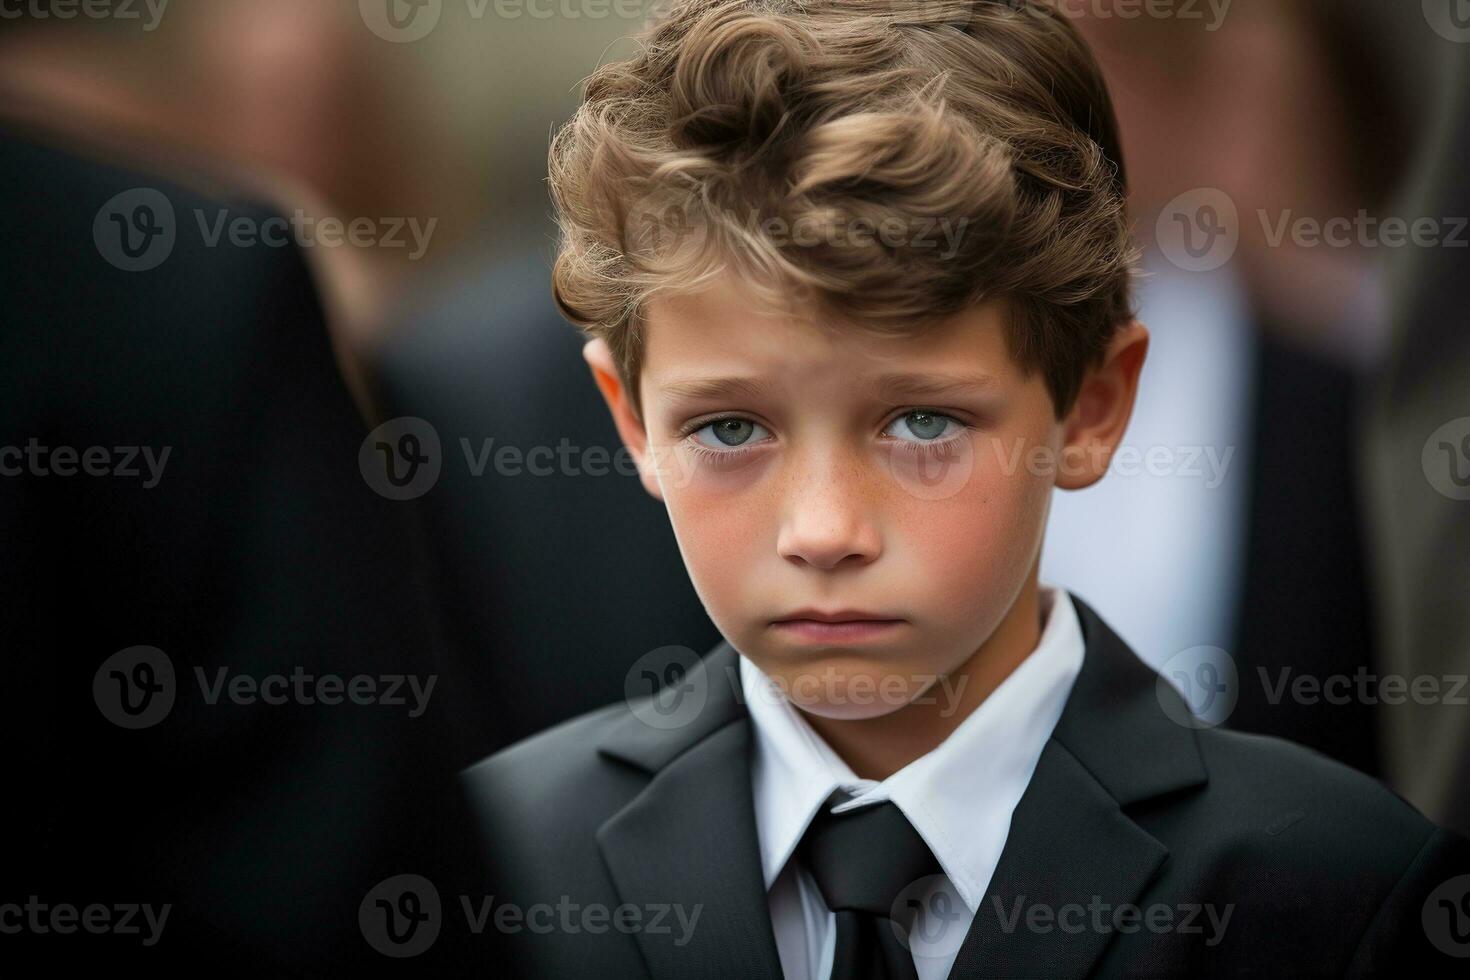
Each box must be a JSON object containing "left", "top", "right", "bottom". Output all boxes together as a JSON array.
[
  {"left": 766, "top": 663, "right": 941, "bottom": 722},
  {"left": 789, "top": 697, "right": 911, "bottom": 723}
]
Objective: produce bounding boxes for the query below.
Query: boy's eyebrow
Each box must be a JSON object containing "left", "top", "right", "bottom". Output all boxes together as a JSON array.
[
  {"left": 874, "top": 372, "right": 1000, "bottom": 400},
  {"left": 658, "top": 376, "right": 773, "bottom": 403},
  {"left": 657, "top": 373, "right": 1000, "bottom": 404}
]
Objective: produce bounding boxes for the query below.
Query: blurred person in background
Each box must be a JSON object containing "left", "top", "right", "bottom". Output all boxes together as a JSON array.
[
  {"left": 0, "top": 0, "right": 468, "bottom": 405},
  {"left": 0, "top": 121, "right": 486, "bottom": 972},
  {"left": 1043, "top": 0, "right": 1433, "bottom": 779},
  {"left": 0, "top": 4, "right": 490, "bottom": 970},
  {"left": 1365, "top": 32, "right": 1470, "bottom": 839},
  {"left": 0, "top": 0, "right": 718, "bottom": 766}
]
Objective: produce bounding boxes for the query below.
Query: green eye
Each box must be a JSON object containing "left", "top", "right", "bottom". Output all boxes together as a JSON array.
[
  {"left": 692, "top": 418, "right": 769, "bottom": 449},
  {"left": 887, "top": 410, "right": 959, "bottom": 442}
]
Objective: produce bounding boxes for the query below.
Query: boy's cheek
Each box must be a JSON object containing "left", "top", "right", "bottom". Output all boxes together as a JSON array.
[
  {"left": 661, "top": 486, "right": 769, "bottom": 612},
  {"left": 895, "top": 463, "right": 1052, "bottom": 614}
]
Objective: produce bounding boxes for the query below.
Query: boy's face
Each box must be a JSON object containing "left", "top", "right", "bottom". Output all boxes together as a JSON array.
[{"left": 587, "top": 272, "right": 1145, "bottom": 721}]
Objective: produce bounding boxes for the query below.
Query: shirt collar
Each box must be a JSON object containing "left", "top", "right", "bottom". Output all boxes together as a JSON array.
[{"left": 741, "top": 584, "right": 1086, "bottom": 911}]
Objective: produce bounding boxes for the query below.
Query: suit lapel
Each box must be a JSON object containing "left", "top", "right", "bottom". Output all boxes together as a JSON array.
[
  {"left": 593, "top": 596, "right": 1207, "bottom": 980},
  {"left": 946, "top": 738, "right": 1171, "bottom": 979},
  {"left": 949, "top": 594, "right": 1209, "bottom": 980},
  {"left": 595, "top": 644, "right": 785, "bottom": 980}
]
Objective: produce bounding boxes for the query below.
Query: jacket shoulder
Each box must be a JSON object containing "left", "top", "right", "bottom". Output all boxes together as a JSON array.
[
  {"left": 1185, "top": 724, "right": 1442, "bottom": 871},
  {"left": 463, "top": 699, "right": 636, "bottom": 798},
  {"left": 458, "top": 699, "right": 647, "bottom": 856}
]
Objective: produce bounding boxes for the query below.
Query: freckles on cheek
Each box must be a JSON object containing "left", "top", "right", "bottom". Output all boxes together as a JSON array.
[{"left": 898, "top": 466, "right": 1045, "bottom": 593}]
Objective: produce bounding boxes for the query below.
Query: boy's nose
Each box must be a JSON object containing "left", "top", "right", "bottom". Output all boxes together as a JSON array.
[{"left": 775, "top": 464, "right": 882, "bottom": 571}]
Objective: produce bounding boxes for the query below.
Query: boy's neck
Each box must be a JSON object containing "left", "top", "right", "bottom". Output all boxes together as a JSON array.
[{"left": 800, "top": 570, "right": 1044, "bottom": 781}]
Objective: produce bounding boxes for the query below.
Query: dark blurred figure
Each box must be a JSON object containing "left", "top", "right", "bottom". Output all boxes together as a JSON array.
[
  {"left": 0, "top": 0, "right": 464, "bottom": 379},
  {"left": 1364, "top": 38, "right": 1470, "bottom": 839},
  {"left": 0, "top": 126, "right": 484, "bottom": 973},
  {"left": 0, "top": 1, "right": 715, "bottom": 765},
  {"left": 376, "top": 252, "right": 720, "bottom": 760},
  {"left": 1049, "top": 0, "right": 1430, "bottom": 778}
]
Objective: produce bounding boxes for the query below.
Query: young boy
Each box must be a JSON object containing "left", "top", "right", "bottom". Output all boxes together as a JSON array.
[{"left": 462, "top": 2, "right": 1469, "bottom": 977}]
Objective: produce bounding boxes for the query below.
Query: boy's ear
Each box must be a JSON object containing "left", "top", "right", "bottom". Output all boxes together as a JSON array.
[
  {"left": 1056, "top": 320, "right": 1150, "bottom": 491},
  {"left": 583, "top": 338, "right": 664, "bottom": 501}
]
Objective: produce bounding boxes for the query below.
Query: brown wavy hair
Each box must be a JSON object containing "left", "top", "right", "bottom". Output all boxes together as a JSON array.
[{"left": 549, "top": 0, "right": 1138, "bottom": 419}]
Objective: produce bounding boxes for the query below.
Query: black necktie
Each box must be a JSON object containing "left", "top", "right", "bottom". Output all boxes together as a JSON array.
[{"left": 797, "top": 794, "right": 944, "bottom": 980}]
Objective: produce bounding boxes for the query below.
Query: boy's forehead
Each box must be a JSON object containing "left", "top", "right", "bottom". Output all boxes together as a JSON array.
[{"left": 641, "top": 281, "right": 1018, "bottom": 395}]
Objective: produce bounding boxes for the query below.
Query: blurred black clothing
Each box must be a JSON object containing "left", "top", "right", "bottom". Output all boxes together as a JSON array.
[
  {"left": 0, "top": 129, "right": 484, "bottom": 974},
  {"left": 1364, "top": 43, "right": 1470, "bottom": 837},
  {"left": 1231, "top": 330, "right": 1379, "bottom": 776}
]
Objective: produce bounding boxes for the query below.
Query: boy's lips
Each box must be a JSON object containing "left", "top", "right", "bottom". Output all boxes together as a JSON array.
[{"left": 769, "top": 609, "right": 907, "bottom": 644}]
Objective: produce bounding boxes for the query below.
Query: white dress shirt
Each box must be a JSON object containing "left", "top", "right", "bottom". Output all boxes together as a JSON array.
[{"left": 739, "top": 584, "right": 1086, "bottom": 980}]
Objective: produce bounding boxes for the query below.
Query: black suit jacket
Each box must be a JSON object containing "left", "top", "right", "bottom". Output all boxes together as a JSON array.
[{"left": 462, "top": 594, "right": 1470, "bottom": 978}]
